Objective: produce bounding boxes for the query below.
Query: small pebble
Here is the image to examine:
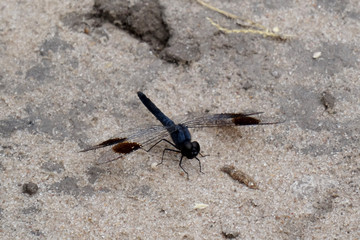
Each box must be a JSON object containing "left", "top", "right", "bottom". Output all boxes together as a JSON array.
[
  {"left": 321, "top": 91, "right": 336, "bottom": 113},
  {"left": 242, "top": 82, "right": 253, "bottom": 90},
  {"left": 271, "top": 70, "right": 281, "bottom": 79},
  {"left": 312, "top": 51, "right": 322, "bottom": 59},
  {"left": 22, "top": 182, "right": 39, "bottom": 195},
  {"left": 150, "top": 162, "right": 158, "bottom": 170},
  {"left": 222, "top": 230, "right": 240, "bottom": 239},
  {"left": 194, "top": 203, "right": 209, "bottom": 210},
  {"left": 272, "top": 26, "right": 279, "bottom": 33}
]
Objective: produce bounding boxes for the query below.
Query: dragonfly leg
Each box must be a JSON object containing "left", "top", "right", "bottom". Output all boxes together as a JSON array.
[
  {"left": 145, "top": 139, "right": 176, "bottom": 152},
  {"left": 195, "top": 157, "right": 204, "bottom": 174},
  {"left": 159, "top": 148, "right": 180, "bottom": 166},
  {"left": 199, "top": 152, "right": 209, "bottom": 158},
  {"left": 179, "top": 155, "right": 189, "bottom": 178}
]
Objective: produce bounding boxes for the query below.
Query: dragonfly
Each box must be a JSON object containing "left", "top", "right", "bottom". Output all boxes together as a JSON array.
[{"left": 81, "top": 91, "right": 280, "bottom": 177}]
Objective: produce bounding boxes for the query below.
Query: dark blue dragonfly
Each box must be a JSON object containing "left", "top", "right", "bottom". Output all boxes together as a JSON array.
[{"left": 81, "top": 91, "right": 279, "bottom": 176}]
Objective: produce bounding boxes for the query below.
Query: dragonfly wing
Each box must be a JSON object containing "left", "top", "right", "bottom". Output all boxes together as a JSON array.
[
  {"left": 82, "top": 125, "right": 171, "bottom": 164},
  {"left": 182, "top": 112, "right": 265, "bottom": 128}
]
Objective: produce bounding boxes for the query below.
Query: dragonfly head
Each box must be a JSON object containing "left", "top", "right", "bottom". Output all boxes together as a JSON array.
[{"left": 181, "top": 141, "right": 200, "bottom": 159}]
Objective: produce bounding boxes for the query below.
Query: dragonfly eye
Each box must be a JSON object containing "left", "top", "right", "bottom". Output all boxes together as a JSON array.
[
  {"left": 181, "top": 141, "right": 200, "bottom": 159},
  {"left": 191, "top": 141, "right": 200, "bottom": 154}
]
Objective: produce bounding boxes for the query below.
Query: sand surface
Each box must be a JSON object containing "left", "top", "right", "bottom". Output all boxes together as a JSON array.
[{"left": 1, "top": 0, "right": 359, "bottom": 239}]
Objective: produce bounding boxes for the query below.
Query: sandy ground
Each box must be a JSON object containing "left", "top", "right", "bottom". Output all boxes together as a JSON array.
[{"left": 1, "top": 0, "right": 359, "bottom": 239}]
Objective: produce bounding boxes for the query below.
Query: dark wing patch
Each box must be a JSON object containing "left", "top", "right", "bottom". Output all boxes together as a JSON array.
[
  {"left": 112, "top": 142, "right": 141, "bottom": 154},
  {"left": 232, "top": 115, "right": 261, "bottom": 125},
  {"left": 93, "top": 142, "right": 141, "bottom": 165}
]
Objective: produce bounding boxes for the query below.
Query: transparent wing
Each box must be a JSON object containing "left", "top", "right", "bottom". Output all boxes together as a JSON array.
[
  {"left": 181, "top": 112, "right": 265, "bottom": 128},
  {"left": 120, "top": 125, "right": 170, "bottom": 148},
  {"left": 81, "top": 112, "right": 282, "bottom": 164},
  {"left": 81, "top": 125, "right": 172, "bottom": 164}
]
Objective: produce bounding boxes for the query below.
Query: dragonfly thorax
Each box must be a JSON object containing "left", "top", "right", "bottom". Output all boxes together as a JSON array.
[{"left": 180, "top": 141, "right": 200, "bottom": 159}]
